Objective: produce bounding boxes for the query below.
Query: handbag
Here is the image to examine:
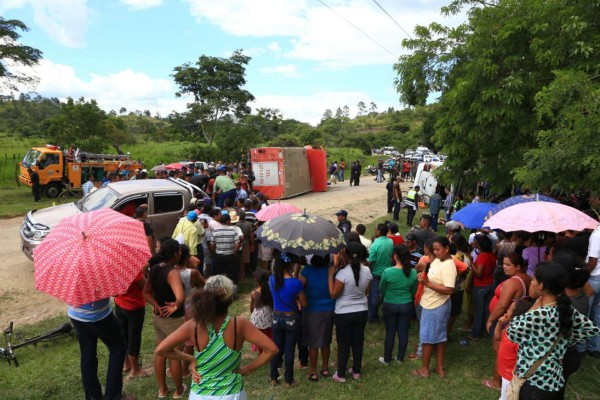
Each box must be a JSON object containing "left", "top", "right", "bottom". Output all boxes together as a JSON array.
[{"left": 506, "top": 336, "right": 560, "bottom": 400}]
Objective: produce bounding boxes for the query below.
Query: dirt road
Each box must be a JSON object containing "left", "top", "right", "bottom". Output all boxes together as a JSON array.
[{"left": 0, "top": 174, "right": 411, "bottom": 326}]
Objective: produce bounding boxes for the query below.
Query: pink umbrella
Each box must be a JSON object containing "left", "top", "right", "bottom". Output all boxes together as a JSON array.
[
  {"left": 165, "top": 162, "right": 186, "bottom": 170},
  {"left": 484, "top": 201, "right": 598, "bottom": 233},
  {"left": 256, "top": 202, "right": 302, "bottom": 222},
  {"left": 33, "top": 208, "right": 151, "bottom": 307}
]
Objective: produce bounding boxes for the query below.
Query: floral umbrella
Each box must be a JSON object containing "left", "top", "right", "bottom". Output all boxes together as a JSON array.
[{"left": 256, "top": 212, "right": 346, "bottom": 256}]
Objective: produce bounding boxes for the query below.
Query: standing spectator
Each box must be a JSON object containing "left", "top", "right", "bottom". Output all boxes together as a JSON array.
[
  {"left": 82, "top": 175, "right": 95, "bottom": 197},
  {"left": 69, "top": 298, "right": 129, "bottom": 400},
  {"left": 376, "top": 159, "right": 384, "bottom": 183},
  {"left": 443, "top": 188, "right": 454, "bottom": 222},
  {"left": 404, "top": 185, "right": 420, "bottom": 227},
  {"left": 470, "top": 235, "right": 496, "bottom": 341},
  {"left": 336, "top": 210, "right": 352, "bottom": 240},
  {"left": 237, "top": 210, "right": 253, "bottom": 281},
  {"left": 349, "top": 161, "right": 357, "bottom": 186},
  {"left": 387, "top": 222, "right": 405, "bottom": 247},
  {"left": 386, "top": 179, "right": 394, "bottom": 214},
  {"left": 585, "top": 224, "right": 600, "bottom": 358},
  {"left": 114, "top": 270, "right": 150, "bottom": 381},
  {"left": 143, "top": 239, "right": 186, "bottom": 399},
  {"left": 403, "top": 160, "right": 411, "bottom": 180},
  {"left": 234, "top": 181, "right": 248, "bottom": 203},
  {"left": 405, "top": 232, "right": 423, "bottom": 269},
  {"left": 299, "top": 255, "right": 335, "bottom": 381},
  {"left": 366, "top": 224, "right": 394, "bottom": 323},
  {"left": 329, "top": 162, "right": 338, "bottom": 185},
  {"left": 429, "top": 189, "right": 442, "bottom": 232},
  {"left": 356, "top": 224, "right": 372, "bottom": 251},
  {"left": 269, "top": 251, "right": 307, "bottom": 387},
  {"left": 378, "top": 244, "right": 418, "bottom": 365},
  {"left": 412, "top": 215, "right": 437, "bottom": 249},
  {"left": 210, "top": 213, "right": 241, "bottom": 284},
  {"left": 338, "top": 158, "right": 346, "bottom": 182},
  {"left": 28, "top": 167, "right": 41, "bottom": 202},
  {"left": 354, "top": 160, "right": 361, "bottom": 186},
  {"left": 412, "top": 237, "right": 456, "bottom": 379},
  {"left": 328, "top": 242, "right": 372, "bottom": 382},
  {"left": 393, "top": 176, "right": 403, "bottom": 222},
  {"left": 172, "top": 210, "right": 199, "bottom": 256}
]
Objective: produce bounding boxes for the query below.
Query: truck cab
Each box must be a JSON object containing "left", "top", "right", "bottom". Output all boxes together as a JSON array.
[{"left": 20, "top": 146, "right": 64, "bottom": 197}]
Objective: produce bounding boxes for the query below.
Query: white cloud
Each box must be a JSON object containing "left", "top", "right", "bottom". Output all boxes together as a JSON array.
[
  {"left": 183, "top": 0, "right": 461, "bottom": 68},
  {"left": 267, "top": 41, "right": 282, "bottom": 52},
  {"left": 254, "top": 91, "right": 395, "bottom": 125},
  {"left": 0, "top": 0, "right": 89, "bottom": 48},
  {"left": 259, "top": 64, "right": 303, "bottom": 78},
  {"left": 119, "top": 0, "right": 162, "bottom": 11}
]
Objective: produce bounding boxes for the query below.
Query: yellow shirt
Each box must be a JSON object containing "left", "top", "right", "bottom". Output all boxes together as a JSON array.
[{"left": 420, "top": 258, "right": 456, "bottom": 310}]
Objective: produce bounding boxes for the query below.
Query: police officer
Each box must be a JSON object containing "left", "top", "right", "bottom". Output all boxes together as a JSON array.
[
  {"left": 336, "top": 210, "right": 352, "bottom": 240},
  {"left": 404, "top": 185, "right": 420, "bottom": 227}
]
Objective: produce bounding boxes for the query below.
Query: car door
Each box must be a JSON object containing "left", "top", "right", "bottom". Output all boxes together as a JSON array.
[
  {"left": 112, "top": 193, "right": 149, "bottom": 218},
  {"left": 149, "top": 191, "right": 185, "bottom": 240}
]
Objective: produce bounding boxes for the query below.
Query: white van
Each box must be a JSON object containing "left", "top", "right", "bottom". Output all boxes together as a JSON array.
[
  {"left": 381, "top": 146, "right": 397, "bottom": 155},
  {"left": 413, "top": 161, "right": 444, "bottom": 203}
]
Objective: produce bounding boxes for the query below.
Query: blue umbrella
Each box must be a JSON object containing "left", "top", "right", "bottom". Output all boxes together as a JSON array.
[
  {"left": 452, "top": 202, "right": 498, "bottom": 229},
  {"left": 488, "top": 194, "right": 558, "bottom": 219}
]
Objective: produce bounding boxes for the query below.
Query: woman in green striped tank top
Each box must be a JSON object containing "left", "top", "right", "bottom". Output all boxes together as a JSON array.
[{"left": 156, "top": 275, "right": 277, "bottom": 399}]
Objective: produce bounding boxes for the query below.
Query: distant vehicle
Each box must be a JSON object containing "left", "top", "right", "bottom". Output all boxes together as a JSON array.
[
  {"left": 381, "top": 146, "right": 398, "bottom": 155},
  {"left": 416, "top": 146, "right": 430, "bottom": 153},
  {"left": 19, "top": 178, "right": 207, "bottom": 261},
  {"left": 180, "top": 161, "right": 209, "bottom": 171},
  {"left": 423, "top": 154, "right": 441, "bottom": 163},
  {"left": 371, "top": 148, "right": 383, "bottom": 156},
  {"left": 414, "top": 161, "right": 444, "bottom": 203}
]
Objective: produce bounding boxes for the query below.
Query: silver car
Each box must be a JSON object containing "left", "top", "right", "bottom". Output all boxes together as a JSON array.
[{"left": 20, "top": 178, "right": 206, "bottom": 260}]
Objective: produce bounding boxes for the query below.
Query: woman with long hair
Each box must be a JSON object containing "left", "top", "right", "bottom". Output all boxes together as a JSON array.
[
  {"left": 482, "top": 252, "right": 531, "bottom": 390},
  {"left": 507, "top": 262, "right": 600, "bottom": 399},
  {"left": 156, "top": 275, "right": 277, "bottom": 399},
  {"left": 143, "top": 239, "right": 186, "bottom": 398},
  {"left": 299, "top": 254, "right": 336, "bottom": 381},
  {"left": 268, "top": 250, "right": 307, "bottom": 387},
  {"left": 470, "top": 234, "right": 496, "bottom": 341},
  {"left": 412, "top": 236, "right": 456, "bottom": 379},
  {"left": 378, "top": 244, "right": 418, "bottom": 365},
  {"left": 328, "top": 241, "right": 372, "bottom": 382},
  {"left": 249, "top": 269, "right": 273, "bottom": 354}
]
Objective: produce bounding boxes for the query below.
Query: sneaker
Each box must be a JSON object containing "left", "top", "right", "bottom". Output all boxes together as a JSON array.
[
  {"left": 348, "top": 368, "right": 361, "bottom": 380},
  {"left": 332, "top": 372, "right": 346, "bottom": 382},
  {"left": 378, "top": 357, "right": 389, "bottom": 366}
]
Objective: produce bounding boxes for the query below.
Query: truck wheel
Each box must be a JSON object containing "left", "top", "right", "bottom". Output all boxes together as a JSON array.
[{"left": 44, "top": 183, "right": 61, "bottom": 198}]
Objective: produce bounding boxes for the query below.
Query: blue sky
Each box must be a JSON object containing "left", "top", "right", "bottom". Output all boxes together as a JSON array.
[{"left": 1, "top": 0, "right": 464, "bottom": 125}]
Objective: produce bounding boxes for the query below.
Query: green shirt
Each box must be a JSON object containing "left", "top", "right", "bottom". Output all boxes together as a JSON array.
[
  {"left": 214, "top": 175, "right": 236, "bottom": 192},
  {"left": 380, "top": 267, "right": 418, "bottom": 304},
  {"left": 367, "top": 236, "right": 394, "bottom": 276}
]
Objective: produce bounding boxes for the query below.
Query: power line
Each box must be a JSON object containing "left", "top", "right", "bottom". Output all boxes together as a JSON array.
[
  {"left": 316, "top": 0, "right": 396, "bottom": 57},
  {"left": 371, "top": 0, "right": 413, "bottom": 39}
]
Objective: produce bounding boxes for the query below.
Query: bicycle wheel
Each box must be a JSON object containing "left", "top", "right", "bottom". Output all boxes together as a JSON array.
[{"left": 58, "top": 190, "right": 69, "bottom": 204}]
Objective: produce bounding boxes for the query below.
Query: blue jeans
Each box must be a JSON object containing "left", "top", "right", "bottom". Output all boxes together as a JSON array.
[
  {"left": 471, "top": 285, "right": 494, "bottom": 338},
  {"left": 71, "top": 313, "right": 127, "bottom": 400},
  {"left": 217, "top": 188, "right": 237, "bottom": 208},
  {"left": 430, "top": 213, "right": 439, "bottom": 231},
  {"left": 270, "top": 312, "right": 299, "bottom": 384},
  {"left": 382, "top": 302, "right": 414, "bottom": 362},
  {"left": 368, "top": 275, "right": 382, "bottom": 321},
  {"left": 338, "top": 169, "right": 344, "bottom": 181},
  {"left": 586, "top": 275, "right": 600, "bottom": 352}
]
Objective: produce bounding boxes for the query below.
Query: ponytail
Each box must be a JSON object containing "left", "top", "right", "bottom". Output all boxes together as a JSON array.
[
  {"left": 351, "top": 255, "right": 361, "bottom": 286},
  {"left": 345, "top": 241, "right": 367, "bottom": 287},
  {"left": 556, "top": 292, "right": 573, "bottom": 337},
  {"left": 534, "top": 261, "right": 573, "bottom": 338}
]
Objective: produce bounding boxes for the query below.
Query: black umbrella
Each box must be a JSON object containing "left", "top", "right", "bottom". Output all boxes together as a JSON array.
[{"left": 256, "top": 212, "right": 346, "bottom": 256}]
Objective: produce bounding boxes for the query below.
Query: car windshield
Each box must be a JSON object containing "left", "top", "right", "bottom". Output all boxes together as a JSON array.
[
  {"left": 22, "top": 149, "right": 41, "bottom": 167},
  {"left": 78, "top": 186, "right": 120, "bottom": 212}
]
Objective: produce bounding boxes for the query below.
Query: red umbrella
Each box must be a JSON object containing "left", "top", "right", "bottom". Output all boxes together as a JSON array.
[
  {"left": 33, "top": 208, "right": 151, "bottom": 307},
  {"left": 256, "top": 202, "right": 302, "bottom": 222},
  {"left": 165, "top": 162, "right": 186, "bottom": 170}
]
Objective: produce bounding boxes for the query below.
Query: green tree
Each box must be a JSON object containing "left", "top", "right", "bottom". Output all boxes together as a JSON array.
[
  {"left": 172, "top": 50, "right": 255, "bottom": 146},
  {"left": 0, "top": 17, "right": 43, "bottom": 91},
  {"left": 394, "top": 0, "right": 600, "bottom": 191}
]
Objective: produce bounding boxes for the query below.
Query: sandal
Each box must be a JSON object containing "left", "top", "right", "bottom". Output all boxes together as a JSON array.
[
  {"left": 157, "top": 388, "right": 170, "bottom": 399},
  {"left": 410, "top": 369, "right": 430, "bottom": 379},
  {"left": 270, "top": 379, "right": 278, "bottom": 386},
  {"left": 482, "top": 379, "right": 500, "bottom": 390},
  {"left": 308, "top": 373, "right": 319, "bottom": 382},
  {"left": 320, "top": 369, "right": 331, "bottom": 378},
  {"left": 173, "top": 383, "right": 188, "bottom": 399}
]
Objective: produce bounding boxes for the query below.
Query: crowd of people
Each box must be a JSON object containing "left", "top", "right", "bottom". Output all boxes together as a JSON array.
[{"left": 66, "top": 160, "right": 600, "bottom": 400}]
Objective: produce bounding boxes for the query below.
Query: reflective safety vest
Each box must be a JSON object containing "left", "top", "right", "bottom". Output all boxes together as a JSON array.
[{"left": 404, "top": 189, "right": 417, "bottom": 208}]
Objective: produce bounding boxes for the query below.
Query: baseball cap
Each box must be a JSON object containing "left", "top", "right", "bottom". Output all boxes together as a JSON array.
[
  {"left": 335, "top": 210, "right": 348, "bottom": 217},
  {"left": 186, "top": 211, "right": 198, "bottom": 221},
  {"left": 406, "top": 232, "right": 417, "bottom": 241}
]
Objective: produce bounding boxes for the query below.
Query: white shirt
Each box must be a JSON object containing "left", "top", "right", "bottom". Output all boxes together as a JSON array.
[
  {"left": 586, "top": 226, "right": 600, "bottom": 276},
  {"left": 359, "top": 235, "right": 372, "bottom": 251}
]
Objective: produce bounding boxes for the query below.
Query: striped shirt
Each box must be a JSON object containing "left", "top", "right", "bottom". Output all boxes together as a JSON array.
[
  {"left": 210, "top": 226, "right": 240, "bottom": 255},
  {"left": 68, "top": 298, "right": 112, "bottom": 322}
]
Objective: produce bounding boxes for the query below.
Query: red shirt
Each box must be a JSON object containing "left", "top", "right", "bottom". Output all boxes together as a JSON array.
[
  {"left": 387, "top": 234, "right": 405, "bottom": 247},
  {"left": 497, "top": 328, "right": 518, "bottom": 380},
  {"left": 474, "top": 252, "right": 496, "bottom": 287},
  {"left": 114, "top": 272, "right": 146, "bottom": 310}
]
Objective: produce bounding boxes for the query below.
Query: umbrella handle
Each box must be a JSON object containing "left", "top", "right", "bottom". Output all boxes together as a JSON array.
[{"left": 81, "top": 231, "right": 87, "bottom": 240}]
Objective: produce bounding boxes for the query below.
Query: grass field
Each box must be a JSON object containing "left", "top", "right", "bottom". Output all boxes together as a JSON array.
[{"left": 1, "top": 283, "right": 598, "bottom": 400}]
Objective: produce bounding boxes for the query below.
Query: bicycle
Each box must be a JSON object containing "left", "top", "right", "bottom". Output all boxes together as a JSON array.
[
  {"left": 1, "top": 321, "right": 73, "bottom": 367},
  {"left": 58, "top": 181, "right": 83, "bottom": 204}
]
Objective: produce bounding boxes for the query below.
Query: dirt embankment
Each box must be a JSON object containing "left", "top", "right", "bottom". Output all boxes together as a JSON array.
[{"left": 0, "top": 174, "right": 411, "bottom": 326}]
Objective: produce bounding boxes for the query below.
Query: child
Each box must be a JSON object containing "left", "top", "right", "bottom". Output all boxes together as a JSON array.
[
  {"left": 496, "top": 298, "right": 533, "bottom": 400},
  {"left": 249, "top": 270, "right": 274, "bottom": 354}
]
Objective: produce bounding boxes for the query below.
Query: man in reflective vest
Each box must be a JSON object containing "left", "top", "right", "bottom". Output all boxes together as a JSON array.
[{"left": 404, "top": 185, "right": 420, "bottom": 227}]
